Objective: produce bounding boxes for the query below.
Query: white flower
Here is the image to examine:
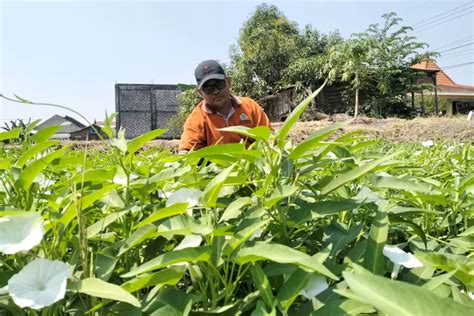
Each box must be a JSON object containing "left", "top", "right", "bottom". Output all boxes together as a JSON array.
[
  {"left": 452, "top": 172, "right": 460, "bottom": 177},
  {"left": 166, "top": 188, "right": 202, "bottom": 216},
  {"left": 7, "top": 258, "right": 71, "bottom": 310},
  {"left": 300, "top": 275, "right": 328, "bottom": 299},
  {"left": 414, "top": 150, "right": 422, "bottom": 156},
  {"left": 421, "top": 140, "right": 434, "bottom": 147},
  {"left": 0, "top": 213, "right": 44, "bottom": 254},
  {"left": 174, "top": 235, "right": 202, "bottom": 250},
  {"left": 383, "top": 246, "right": 423, "bottom": 279}
]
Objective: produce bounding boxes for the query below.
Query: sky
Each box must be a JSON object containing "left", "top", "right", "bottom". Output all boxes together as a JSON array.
[{"left": 1, "top": 0, "right": 473, "bottom": 122}]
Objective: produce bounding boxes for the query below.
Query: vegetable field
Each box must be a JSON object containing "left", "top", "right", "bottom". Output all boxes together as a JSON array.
[{"left": 0, "top": 92, "right": 473, "bottom": 315}]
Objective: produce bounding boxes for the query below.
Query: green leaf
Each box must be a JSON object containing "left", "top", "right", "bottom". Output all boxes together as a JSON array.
[
  {"left": 417, "top": 252, "right": 474, "bottom": 286},
  {"left": 219, "top": 197, "right": 252, "bottom": 223},
  {"left": 422, "top": 270, "right": 457, "bottom": 291},
  {"left": 363, "top": 207, "right": 388, "bottom": 275},
  {"left": 389, "top": 215, "right": 427, "bottom": 249},
  {"left": 276, "top": 268, "right": 310, "bottom": 312},
  {"left": 17, "top": 145, "right": 69, "bottom": 192},
  {"left": 71, "top": 168, "right": 115, "bottom": 185},
  {"left": 145, "top": 286, "right": 193, "bottom": 316},
  {"left": 202, "top": 164, "right": 235, "bottom": 207},
  {"left": 0, "top": 128, "right": 21, "bottom": 141},
  {"left": 313, "top": 298, "right": 375, "bottom": 315},
  {"left": 370, "top": 174, "right": 436, "bottom": 194},
  {"left": 320, "top": 155, "right": 392, "bottom": 195},
  {"left": 218, "top": 125, "right": 271, "bottom": 141},
  {"left": 289, "top": 199, "right": 362, "bottom": 223},
  {"left": 342, "top": 270, "right": 473, "bottom": 316},
  {"left": 233, "top": 242, "right": 338, "bottom": 280},
  {"left": 186, "top": 143, "right": 246, "bottom": 159},
  {"left": 56, "top": 184, "right": 119, "bottom": 229},
  {"left": 251, "top": 300, "right": 276, "bottom": 316},
  {"left": 0, "top": 158, "right": 12, "bottom": 170},
  {"left": 276, "top": 80, "right": 327, "bottom": 143},
  {"left": 31, "top": 125, "right": 63, "bottom": 143},
  {"left": 15, "top": 141, "right": 59, "bottom": 168},
  {"left": 122, "top": 246, "right": 212, "bottom": 278},
  {"left": 265, "top": 184, "right": 297, "bottom": 208},
  {"left": 121, "top": 267, "right": 187, "bottom": 293},
  {"left": 119, "top": 224, "right": 157, "bottom": 256},
  {"left": 94, "top": 248, "right": 118, "bottom": 281},
  {"left": 250, "top": 264, "right": 274, "bottom": 309},
  {"left": 87, "top": 210, "right": 129, "bottom": 238},
  {"left": 134, "top": 203, "right": 189, "bottom": 229},
  {"left": 73, "top": 278, "right": 140, "bottom": 307},
  {"left": 289, "top": 120, "right": 351, "bottom": 160},
  {"left": 127, "top": 129, "right": 167, "bottom": 156},
  {"left": 449, "top": 236, "right": 474, "bottom": 250}
]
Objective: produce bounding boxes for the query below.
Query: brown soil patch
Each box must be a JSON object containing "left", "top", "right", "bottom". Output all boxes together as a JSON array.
[
  {"left": 69, "top": 116, "right": 473, "bottom": 152},
  {"left": 277, "top": 115, "right": 473, "bottom": 144}
]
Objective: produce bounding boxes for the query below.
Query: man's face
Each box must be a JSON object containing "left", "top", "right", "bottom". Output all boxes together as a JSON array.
[{"left": 199, "top": 78, "right": 231, "bottom": 109}]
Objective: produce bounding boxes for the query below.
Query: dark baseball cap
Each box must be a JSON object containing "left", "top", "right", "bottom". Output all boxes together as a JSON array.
[{"left": 195, "top": 60, "right": 226, "bottom": 89}]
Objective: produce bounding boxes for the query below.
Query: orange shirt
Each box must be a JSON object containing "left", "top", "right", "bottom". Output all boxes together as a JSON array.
[{"left": 179, "top": 96, "right": 270, "bottom": 151}]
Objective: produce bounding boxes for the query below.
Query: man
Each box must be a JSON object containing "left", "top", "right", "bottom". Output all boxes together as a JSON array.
[{"left": 178, "top": 59, "right": 270, "bottom": 153}]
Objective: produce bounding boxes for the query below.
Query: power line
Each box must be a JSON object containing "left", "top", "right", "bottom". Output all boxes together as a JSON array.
[
  {"left": 413, "top": 5, "right": 473, "bottom": 30},
  {"left": 438, "top": 42, "right": 474, "bottom": 53},
  {"left": 431, "top": 35, "right": 474, "bottom": 51},
  {"left": 412, "top": 10, "right": 474, "bottom": 34},
  {"left": 411, "top": 2, "right": 473, "bottom": 28},
  {"left": 441, "top": 61, "right": 474, "bottom": 69},
  {"left": 440, "top": 49, "right": 474, "bottom": 57},
  {"left": 441, "top": 52, "right": 474, "bottom": 59}
]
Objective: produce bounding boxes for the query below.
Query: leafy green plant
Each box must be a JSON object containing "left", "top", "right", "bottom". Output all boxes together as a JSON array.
[{"left": 0, "top": 86, "right": 472, "bottom": 315}]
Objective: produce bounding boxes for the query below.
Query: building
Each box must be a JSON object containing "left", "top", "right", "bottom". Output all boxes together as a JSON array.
[
  {"left": 115, "top": 84, "right": 180, "bottom": 139},
  {"left": 34, "top": 115, "right": 107, "bottom": 140},
  {"left": 34, "top": 115, "right": 86, "bottom": 139},
  {"left": 410, "top": 61, "right": 474, "bottom": 115}
]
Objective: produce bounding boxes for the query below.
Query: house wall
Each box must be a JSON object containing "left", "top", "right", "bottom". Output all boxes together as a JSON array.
[{"left": 115, "top": 84, "right": 180, "bottom": 139}]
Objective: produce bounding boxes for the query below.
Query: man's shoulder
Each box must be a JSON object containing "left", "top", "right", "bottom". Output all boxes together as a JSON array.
[
  {"left": 189, "top": 101, "right": 205, "bottom": 116},
  {"left": 235, "top": 96, "right": 262, "bottom": 109},
  {"left": 184, "top": 101, "right": 206, "bottom": 125}
]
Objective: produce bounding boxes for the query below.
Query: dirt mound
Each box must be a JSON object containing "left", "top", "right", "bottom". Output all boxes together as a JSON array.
[{"left": 274, "top": 116, "right": 473, "bottom": 144}]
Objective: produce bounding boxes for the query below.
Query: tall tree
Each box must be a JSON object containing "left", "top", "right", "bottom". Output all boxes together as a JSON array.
[
  {"left": 326, "top": 12, "right": 434, "bottom": 117},
  {"left": 282, "top": 26, "right": 343, "bottom": 101},
  {"left": 326, "top": 38, "right": 374, "bottom": 118},
  {"left": 229, "top": 4, "right": 300, "bottom": 99}
]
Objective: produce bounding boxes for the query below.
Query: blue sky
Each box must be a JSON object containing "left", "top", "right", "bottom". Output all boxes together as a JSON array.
[{"left": 1, "top": 0, "right": 473, "bottom": 121}]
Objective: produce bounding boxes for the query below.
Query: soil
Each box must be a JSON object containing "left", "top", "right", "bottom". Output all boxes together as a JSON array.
[{"left": 70, "top": 115, "right": 474, "bottom": 152}]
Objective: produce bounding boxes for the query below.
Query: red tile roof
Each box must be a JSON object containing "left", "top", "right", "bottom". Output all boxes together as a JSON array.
[
  {"left": 411, "top": 60, "right": 457, "bottom": 86},
  {"left": 411, "top": 60, "right": 474, "bottom": 94}
]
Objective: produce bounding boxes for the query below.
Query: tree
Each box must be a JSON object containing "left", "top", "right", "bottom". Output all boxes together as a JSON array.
[
  {"left": 326, "top": 38, "right": 374, "bottom": 118},
  {"left": 326, "top": 12, "right": 435, "bottom": 118},
  {"left": 281, "top": 26, "right": 343, "bottom": 102},
  {"left": 229, "top": 4, "right": 300, "bottom": 99}
]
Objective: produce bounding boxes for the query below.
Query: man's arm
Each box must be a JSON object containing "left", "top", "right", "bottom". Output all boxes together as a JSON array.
[{"left": 178, "top": 111, "right": 206, "bottom": 152}]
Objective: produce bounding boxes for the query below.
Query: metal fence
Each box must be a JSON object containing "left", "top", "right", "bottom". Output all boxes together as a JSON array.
[{"left": 115, "top": 84, "right": 180, "bottom": 139}]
